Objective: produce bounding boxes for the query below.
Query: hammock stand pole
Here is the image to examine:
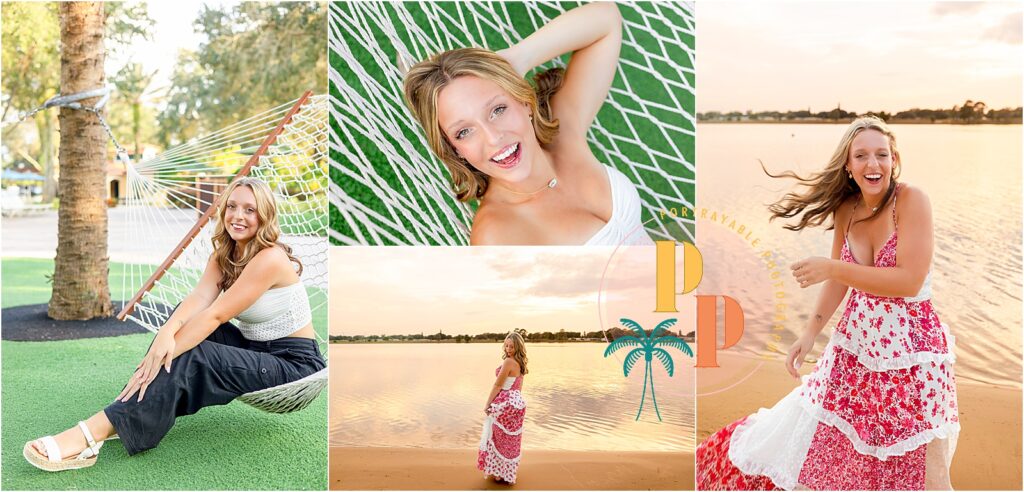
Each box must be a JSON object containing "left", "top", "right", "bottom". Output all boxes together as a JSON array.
[{"left": 116, "top": 90, "right": 314, "bottom": 321}]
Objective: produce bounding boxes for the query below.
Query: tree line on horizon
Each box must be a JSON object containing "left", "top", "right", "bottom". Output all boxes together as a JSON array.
[
  {"left": 329, "top": 326, "right": 696, "bottom": 343},
  {"left": 698, "top": 100, "right": 1022, "bottom": 124}
]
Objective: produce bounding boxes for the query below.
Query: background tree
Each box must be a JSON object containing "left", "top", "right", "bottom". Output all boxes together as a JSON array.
[
  {"left": 2, "top": 3, "right": 153, "bottom": 203},
  {"left": 157, "top": 2, "right": 327, "bottom": 146},
  {"left": 49, "top": 2, "right": 111, "bottom": 319},
  {"left": 2, "top": 2, "right": 60, "bottom": 201},
  {"left": 110, "top": 61, "right": 159, "bottom": 159}
]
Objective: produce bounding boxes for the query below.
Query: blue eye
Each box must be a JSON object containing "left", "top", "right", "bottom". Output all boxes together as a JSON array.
[
  {"left": 491, "top": 105, "right": 507, "bottom": 118},
  {"left": 455, "top": 128, "right": 470, "bottom": 140}
]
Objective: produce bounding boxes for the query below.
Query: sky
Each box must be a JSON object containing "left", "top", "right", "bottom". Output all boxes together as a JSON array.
[
  {"left": 330, "top": 247, "right": 698, "bottom": 337},
  {"left": 697, "top": 1, "right": 1023, "bottom": 113},
  {"left": 106, "top": 1, "right": 228, "bottom": 110}
]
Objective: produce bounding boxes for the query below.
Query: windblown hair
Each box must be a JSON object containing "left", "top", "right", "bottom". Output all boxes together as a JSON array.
[
  {"left": 211, "top": 177, "right": 302, "bottom": 290},
  {"left": 403, "top": 47, "right": 564, "bottom": 201},
  {"left": 503, "top": 332, "right": 529, "bottom": 375},
  {"left": 764, "top": 116, "right": 901, "bottom": 231}
]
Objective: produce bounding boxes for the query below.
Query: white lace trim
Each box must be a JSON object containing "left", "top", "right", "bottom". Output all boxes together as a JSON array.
[
  {"left": 729, "top": 389, "right": 961, "bottom": 489},
  {"left": 481, "top": 437, "right": 521, "bottom": 464},
  {"left": 489, "top": 417, "right": 524, "bottom": 436},
  {"left": 830, "top": 325, "right": 956, "bottom": 371},
  {"left": 728, "top": 404, "right": 810, "bottom": 490},
  {"left": 488, "top": 390, "right": 526, "bottom": 412},
  {"left": 796, "top": 397, "right": 961, "bottom": 461}
]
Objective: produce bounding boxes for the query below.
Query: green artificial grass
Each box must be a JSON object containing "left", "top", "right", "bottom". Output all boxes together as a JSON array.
[
  {"left": 1, "top": 258, "right": 327, "bottom": 490},
  {"left": 329, "top": 1, "right": 696, "bottom": 245}
]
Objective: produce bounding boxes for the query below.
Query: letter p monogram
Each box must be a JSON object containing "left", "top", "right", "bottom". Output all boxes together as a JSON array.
[{"left": 653, "top": 240, "right": 745, "bottom": 368}]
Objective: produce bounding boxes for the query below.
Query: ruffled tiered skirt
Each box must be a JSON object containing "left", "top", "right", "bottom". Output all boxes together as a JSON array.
[
  {"left": 478, "top": 388, "right": 526, "bottom": 483},
  {"left": 698, "top": 292, "right": 960, "bottom": 490}
]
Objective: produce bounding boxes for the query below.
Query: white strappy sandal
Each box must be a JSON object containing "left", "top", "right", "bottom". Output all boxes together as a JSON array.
[{"left": 23, "top": 421, "right": 104, "bottom": 472}]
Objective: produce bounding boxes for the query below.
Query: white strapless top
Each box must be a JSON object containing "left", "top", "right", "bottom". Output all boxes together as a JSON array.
[
  {"left": 584, "top": 166, "right": 655, "bottom": 246},
  {"left": 234, "top": 282, "right": 312, "bottom": 341}
]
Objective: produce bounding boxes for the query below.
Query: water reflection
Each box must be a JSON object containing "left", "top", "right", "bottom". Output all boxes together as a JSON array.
[{"left": 330, "top": 343, "right": 695, "bottom": 452}]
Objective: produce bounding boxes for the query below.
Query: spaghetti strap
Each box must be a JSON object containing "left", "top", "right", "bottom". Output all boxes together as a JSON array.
[
  {"left": 845, "top": 199, "right": 858, "bottom": 239},
  {"left": 891, "top": 183, "right": 900, "bottom": 229}
]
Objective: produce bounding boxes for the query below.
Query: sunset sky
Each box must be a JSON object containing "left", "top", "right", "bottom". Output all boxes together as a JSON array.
[
  {"left": 698, "top": 1, "right": 1022, "bottom": 113},
  {"left": 330, "top": 247, "right": 696, "bottom": 337}
]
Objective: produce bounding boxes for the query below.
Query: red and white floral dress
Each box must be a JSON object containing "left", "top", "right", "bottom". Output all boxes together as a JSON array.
[
  {"left": 478, "top": 366, "right": 526, "bottom": 483},
  {"left": 697, "top": 185, "right": 959, "bottom": 490}
]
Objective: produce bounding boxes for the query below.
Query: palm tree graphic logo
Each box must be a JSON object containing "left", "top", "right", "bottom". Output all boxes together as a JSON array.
[{"left": 604, "top": 318, "right": 693, "bottom": 421}]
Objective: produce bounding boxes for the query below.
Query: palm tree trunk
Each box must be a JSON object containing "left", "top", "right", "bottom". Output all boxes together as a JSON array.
[
  {"left": 49, "top": 2, "right": 112, "bottom": 320},
  {"left": 649, "top": 363, "right": 662, "bottom": 421},
  {"left": 636, "top": 361, "right": 649, "bottom": 421}
]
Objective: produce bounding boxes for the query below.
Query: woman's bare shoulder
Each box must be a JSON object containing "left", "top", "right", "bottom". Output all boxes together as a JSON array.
[
  {"left": 247, "top": 245, "right": 294, "bottom": 277},
  {"left": 895, "top": 182, "right": 931, "bottom": 216},
  {"left": 833, "top": 195, "right": 858, "bottom": 231}
]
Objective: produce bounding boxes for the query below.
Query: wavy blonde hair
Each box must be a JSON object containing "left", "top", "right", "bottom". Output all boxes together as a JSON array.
[
  {"left": 503, "top": 332, "right": 529, "bottom": 375},
  {"left": 765, "top": 116, "right": 901, "bottom": 231},
  {"left": 211, "top": 177, "right": 302, "bottom": 290},
  {"left": 403, "top": 47, "right": 564, "bottom": 201}
]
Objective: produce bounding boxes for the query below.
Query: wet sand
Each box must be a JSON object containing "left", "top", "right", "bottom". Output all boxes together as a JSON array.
[{"left": 330, "top": 447, "right": 694, "bottom": 490}]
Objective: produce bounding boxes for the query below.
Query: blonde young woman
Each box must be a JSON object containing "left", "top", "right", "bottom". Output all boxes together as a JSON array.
[
  {"left": 478, "top": 333, "right": 528, "bottom": 484},
  {"left": 24, "top": 177, "right": 325, "bottom": 471},
  {"left": 403, "top": 3, "right": 654, "bottom": 246},
  {"left": 697, "top": 117, "right": 959, "bottom": 490}
]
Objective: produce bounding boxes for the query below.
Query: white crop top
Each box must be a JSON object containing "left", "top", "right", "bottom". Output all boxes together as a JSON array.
[
  {"left": 501, "top": 376, "right": 517, "bottom": 390},
  {"left": 584, "top": 166, "right": 655, "bottom": 246},
  {"left": 234, "top": 282, "right": 312, "bottom": 341}
]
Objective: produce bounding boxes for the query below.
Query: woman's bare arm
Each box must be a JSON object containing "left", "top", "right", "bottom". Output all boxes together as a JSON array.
[
  {"left": 786, "top": 213, "right": 850, "bottom": 377},
  {"left": 157, "top": 254, "right": 222, "bottom": 338},
  {"left": 483, "top": 358, "right": 516, "bottom": 412},
  {"left": 500, "top": 2, "right": 622, "bottom": 137},
  {"left": 172, "top": 248, "right": 291, "bottom": 357}
]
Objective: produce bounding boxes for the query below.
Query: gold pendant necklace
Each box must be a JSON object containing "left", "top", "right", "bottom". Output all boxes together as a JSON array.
[{"left": 497, "top": 176, "right": 558, "bottom": 196}]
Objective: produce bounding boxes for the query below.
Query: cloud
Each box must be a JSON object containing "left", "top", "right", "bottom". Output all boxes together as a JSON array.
[
  {"left": 983, "top": 13, "right": 1023, "bottom": 44},
  {"left": 930, "top": 2, "right": 986, "bottom": 16}
]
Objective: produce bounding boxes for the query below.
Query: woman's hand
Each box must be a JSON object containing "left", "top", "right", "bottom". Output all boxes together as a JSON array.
[
  {"left": 118, "top": 331, "right": 176, "bottom": 402},
  {"left": 791, "top": 256, "right": 834, "bottom": 288},
  {"left": 785, "top": 332, "right": 816, "bottom": 379}
]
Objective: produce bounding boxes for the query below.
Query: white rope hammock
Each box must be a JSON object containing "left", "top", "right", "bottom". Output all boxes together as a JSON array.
[
  {"left": 329, "top": 2, "right": 696, "bottom": 245},
  {"left": 117, "top": 93, "right": 329, "bottom": 413}
]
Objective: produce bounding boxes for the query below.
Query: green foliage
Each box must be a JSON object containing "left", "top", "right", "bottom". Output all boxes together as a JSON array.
[
  {"left": 109, "top": 62, "right": 159, "bottom": 158},
  {"left": 1, "top": 3, "right": 59, "bottom": 120},
  {"left": 699, "top": 100, "right": 1024, "bottom": 124},
  {"left": 157, "top": 2, "right": 326, "bottom": 147}
]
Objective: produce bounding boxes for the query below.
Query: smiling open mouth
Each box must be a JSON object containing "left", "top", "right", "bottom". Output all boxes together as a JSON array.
[
  {"left": 864, "top": 173, "right": 882, "bottom": 185},
  {"left": 490, "top": 142, "right": 521, "bottom": 170}
]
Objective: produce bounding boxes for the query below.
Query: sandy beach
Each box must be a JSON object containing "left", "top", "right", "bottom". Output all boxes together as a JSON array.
[
  {"left": 697, "top": 353, "right": 1022, "bottom": 490},
  {"left": 330, "top": 447, "right": 694, "bottom": 490}
]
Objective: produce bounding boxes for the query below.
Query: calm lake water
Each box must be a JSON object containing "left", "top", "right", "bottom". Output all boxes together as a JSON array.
[
  {"left": 330, "top": 343, "right": 695, "bottom": 452},
  {"left": 698, "top": 124, "right": 1022, "bottom": 389}
]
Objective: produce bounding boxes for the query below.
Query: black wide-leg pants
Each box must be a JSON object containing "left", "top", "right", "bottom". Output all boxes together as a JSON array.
[{"left": 103, "top": 322, "right": 324, "bottom": 455}]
